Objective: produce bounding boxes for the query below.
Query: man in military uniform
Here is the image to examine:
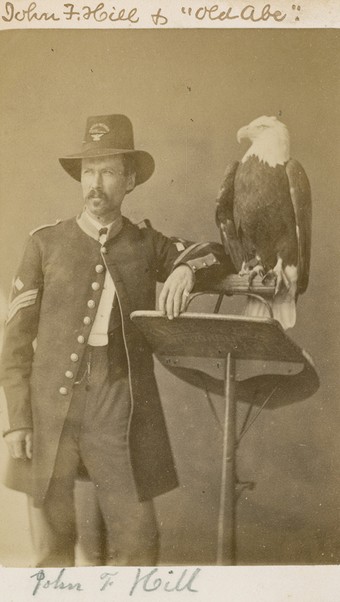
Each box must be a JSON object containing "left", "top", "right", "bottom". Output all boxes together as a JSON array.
[{"left": 0, "top": 114, "right": 232, "bottom": 567}]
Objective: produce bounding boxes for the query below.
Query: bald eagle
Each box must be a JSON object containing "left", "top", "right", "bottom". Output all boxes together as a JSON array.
[{"left": 215, "top": 115, "right": 312, "bottom": 330}]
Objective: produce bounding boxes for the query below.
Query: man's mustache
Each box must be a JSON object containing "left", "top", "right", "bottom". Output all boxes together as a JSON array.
[{"left": 86, "top": 189, "right": 108, "bottom": 201}]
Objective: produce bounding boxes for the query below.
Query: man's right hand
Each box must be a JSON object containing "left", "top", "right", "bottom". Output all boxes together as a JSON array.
[{"left": 4, "top": 429, "right": 33, "bottom": 460}]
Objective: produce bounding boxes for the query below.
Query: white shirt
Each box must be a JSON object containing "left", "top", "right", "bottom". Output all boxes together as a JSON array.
[{"left": 84, "top": 211, "right": 117, "bottom": 346}]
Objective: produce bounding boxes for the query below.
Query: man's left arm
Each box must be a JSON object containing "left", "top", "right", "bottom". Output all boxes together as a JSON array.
[{"left": 146, "top": 226, "right": 235, "bottom": 319}]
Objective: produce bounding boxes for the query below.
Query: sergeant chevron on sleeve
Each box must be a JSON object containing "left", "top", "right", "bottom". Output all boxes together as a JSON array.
[{"left": 0, "top": 113, "right": 234, "bottom": 568}]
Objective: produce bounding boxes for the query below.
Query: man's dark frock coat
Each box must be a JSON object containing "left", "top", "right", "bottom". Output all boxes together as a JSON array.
[{"left": 0, "top": 214, "right": 231, "bottom": 506}]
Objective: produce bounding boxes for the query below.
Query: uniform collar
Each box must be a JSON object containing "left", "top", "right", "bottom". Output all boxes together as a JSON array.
[{"left": 76, "top": 210, "right": 123, "bottom": 242}]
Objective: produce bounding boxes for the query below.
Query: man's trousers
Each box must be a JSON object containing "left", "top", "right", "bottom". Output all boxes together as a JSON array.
[{"left": 30, "top": 346, "right": 159, "bottom": 567}]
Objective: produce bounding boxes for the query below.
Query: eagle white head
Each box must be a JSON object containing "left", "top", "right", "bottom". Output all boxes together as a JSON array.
[{"left": 237, "top": 115, "right": 290, "bottom": 167}]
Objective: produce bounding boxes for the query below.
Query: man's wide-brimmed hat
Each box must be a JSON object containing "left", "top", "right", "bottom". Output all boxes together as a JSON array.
[{"left": 59, "top": 114, "right": 155, "bottom": 186}]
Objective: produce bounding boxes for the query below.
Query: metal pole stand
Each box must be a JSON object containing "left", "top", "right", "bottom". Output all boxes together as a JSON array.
[{"left": 217, "top": 353, "right": 236, "bottom": 564}]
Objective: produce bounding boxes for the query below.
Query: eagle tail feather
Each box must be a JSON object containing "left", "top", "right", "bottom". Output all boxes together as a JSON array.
[
  {"left": 244, "top": 297, "right": 271, "bottom": 320},
  {"left": 244, "top": 294, "right": 296, "bottom": 330},
  {"left": 272, "top": 295, "right": 296, "bottom": 330}
]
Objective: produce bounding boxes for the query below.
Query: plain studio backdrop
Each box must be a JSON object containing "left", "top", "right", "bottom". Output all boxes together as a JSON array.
[{"left": 0, "top": 28, "right": 339, "bottom": 566}]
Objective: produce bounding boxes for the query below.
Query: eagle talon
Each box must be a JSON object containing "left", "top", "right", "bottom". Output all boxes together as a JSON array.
[
  {"left": 264, "top": 261, "right": 290, "bottom": 295},
  {"left": 261, "top": 271, "right": 276, "bottom": 286},
  {"left": 239, "top": 261, "right": 250, "bottom": 276},
  {"left": 248, "top": 264, "right": 265, "bottom": 288},
  {"left": 239, "top": 258, "right": 262, "bottom": 278}
]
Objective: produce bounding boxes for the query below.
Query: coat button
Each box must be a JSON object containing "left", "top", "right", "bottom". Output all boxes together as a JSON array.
[
  {"left": 59, "top": 387, "right": 68, "bottom": 395},
  {"left": 101, "top": 247, "right": 108, "bottom": 254},
  {"left": 77, "top": 335, "right": 85, "bottom": 344},
  {"left": 65, "top": 370, "right": 74, "bottom": 379},
  {"left": 83, "top": 316, "right": 91, "bottom": 325},
  {"left": 95, "top": 265, "right": 104, "bottom": 273},
  {"left": 91, "top": 282, "right": 100, "bottom": 291},
  {"left": 70, "top": 353, "right": 79, "bottom": 362},
  {"left": 87, "top": 300, "right": 95, "bottom": 308}
]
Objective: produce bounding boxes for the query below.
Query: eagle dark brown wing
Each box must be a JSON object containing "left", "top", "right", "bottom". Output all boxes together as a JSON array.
[
  {"left": 215, "top": 161, "right": 244, "bottom": 272},
  {"left": 285, "top": 159, "right": 312, "bottom": 294}
]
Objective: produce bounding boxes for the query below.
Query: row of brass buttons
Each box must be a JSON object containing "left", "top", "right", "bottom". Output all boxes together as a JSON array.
[{"left": 58, "top": 262, "right": 105, "bottom": 396}]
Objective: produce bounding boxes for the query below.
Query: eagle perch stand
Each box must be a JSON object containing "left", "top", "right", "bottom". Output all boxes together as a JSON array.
[{"left": 130, "top": 274, "right": 319, "bottom": 565}]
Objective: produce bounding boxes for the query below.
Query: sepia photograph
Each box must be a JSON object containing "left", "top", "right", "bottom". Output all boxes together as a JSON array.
[{"left": 0, "top": 25, "right": 339, "bottom": 576}]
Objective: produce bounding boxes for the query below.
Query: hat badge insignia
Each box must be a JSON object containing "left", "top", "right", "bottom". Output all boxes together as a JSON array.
[{"left": 89, "top": 123, "right": 110, "bottom": 142}]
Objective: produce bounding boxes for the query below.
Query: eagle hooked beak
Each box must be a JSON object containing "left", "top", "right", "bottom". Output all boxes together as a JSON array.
[{"left": 237, "top": 125, "right": 250, "bottom": 144}]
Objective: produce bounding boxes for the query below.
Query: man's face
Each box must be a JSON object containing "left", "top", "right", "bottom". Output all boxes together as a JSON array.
[{"left": 81, "top": 155, "right": 135, "bottom": 221}]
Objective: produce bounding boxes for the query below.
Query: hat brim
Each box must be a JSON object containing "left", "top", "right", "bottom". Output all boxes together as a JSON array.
[{"left": 59, "top": 148, "right": 155, "bottom": 186}]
